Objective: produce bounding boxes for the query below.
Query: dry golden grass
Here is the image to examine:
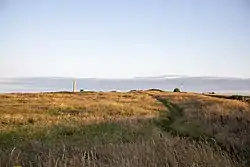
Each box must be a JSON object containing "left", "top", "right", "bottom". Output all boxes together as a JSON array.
[
  {"left": 0, "top": 92, "right": 164, "bottom": 131},
  {"left": 0, "top": 90, "right": 249, "bottom": 167}
]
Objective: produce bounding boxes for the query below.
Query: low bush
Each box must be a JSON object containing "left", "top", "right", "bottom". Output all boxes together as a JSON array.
[{"left": 173, "top": 88, "right": 181, "bottom": 92}]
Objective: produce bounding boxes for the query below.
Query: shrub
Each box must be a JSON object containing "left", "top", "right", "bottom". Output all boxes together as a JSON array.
[
  {"left": 147, "top": 89, "right": 164, "bottom": 92},
  {"left": 80, "top": 89, "right": 84, "bottom": 92},
  {"left": 173, "top": 88, "right": 181, "bottom": 92},
  {"left": 230, "top": 95, "right": 246, "bottom": 101}
]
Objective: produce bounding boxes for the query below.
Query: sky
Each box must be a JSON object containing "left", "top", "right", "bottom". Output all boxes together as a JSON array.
[{"left": 0, "top": 0, "right": 250, "bottom": 78}]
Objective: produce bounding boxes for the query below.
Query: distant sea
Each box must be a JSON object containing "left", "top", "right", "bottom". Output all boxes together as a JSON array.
[{"left": 0, "top": 77, "right": 250, "bottom": 95}]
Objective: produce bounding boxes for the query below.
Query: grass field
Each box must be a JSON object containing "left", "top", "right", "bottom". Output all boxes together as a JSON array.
[{"left": 0, "top": 90, "right": 250, "bottom": 167}]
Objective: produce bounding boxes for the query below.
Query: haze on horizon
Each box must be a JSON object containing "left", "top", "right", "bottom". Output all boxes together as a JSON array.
[{"left": 1, "top": 0, "right": 250, "bottom": 79}]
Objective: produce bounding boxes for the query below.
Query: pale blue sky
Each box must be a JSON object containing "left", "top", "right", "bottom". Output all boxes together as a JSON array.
[{"left": 1, "top": 0, "right": 250, "bottom": 78}]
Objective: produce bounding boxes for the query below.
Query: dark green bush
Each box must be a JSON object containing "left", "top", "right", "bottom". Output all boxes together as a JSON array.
[{"left": 173, "top": 88, "right": 181, "bottom": 92}]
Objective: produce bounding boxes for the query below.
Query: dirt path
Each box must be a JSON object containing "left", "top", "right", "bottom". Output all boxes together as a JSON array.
[{"left": 155, "top": 96, "right": 206, "bottom": 138}]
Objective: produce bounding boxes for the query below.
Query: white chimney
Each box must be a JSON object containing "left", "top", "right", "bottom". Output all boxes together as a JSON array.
[{"left": 73, "top": 79, "right": 77, "bottom": 92}]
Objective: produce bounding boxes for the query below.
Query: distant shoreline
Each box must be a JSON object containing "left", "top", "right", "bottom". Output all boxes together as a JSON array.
[
  {"left": 1, "top": 77, "right": 249, "bottom": 95},
  {"left": 1, "top": 90, "right": 250, "bottom": 97}
]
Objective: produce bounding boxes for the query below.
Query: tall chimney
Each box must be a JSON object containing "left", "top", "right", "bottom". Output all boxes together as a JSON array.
[{"left": 73, "top": 79, "right": 77, "bottom": 92}]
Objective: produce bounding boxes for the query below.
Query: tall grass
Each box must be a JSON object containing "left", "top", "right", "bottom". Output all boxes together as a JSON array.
[{"left": 0, "top": 91, "right": 248, "bottom": 166}]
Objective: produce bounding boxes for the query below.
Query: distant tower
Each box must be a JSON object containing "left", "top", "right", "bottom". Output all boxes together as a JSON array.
[
  {"left": 73, "top": 79, "right": 77, "bottom": 92},
  {"left": 181, "top": 83, "right": 184, "bottom": 91}
]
